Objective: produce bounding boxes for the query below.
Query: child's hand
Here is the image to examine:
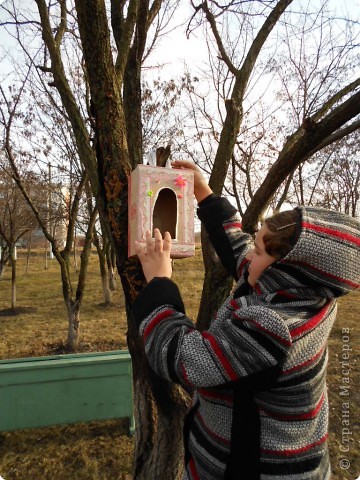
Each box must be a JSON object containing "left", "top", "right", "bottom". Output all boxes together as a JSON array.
[
  {"left": 135, "top": 229, "right": 173, "bottom": 283},
  {"left": 172, "top": 160, "right": 213, "bottom": 203}
]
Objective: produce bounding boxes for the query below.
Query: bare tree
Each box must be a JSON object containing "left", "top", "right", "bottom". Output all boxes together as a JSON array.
[
  {"left": 0, "top": 74, "right": 98, "bottom": 350},
  {"left": 0, "top": 168, "right": 38, "bottom": 306}
]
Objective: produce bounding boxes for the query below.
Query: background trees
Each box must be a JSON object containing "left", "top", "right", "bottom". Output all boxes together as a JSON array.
[
  {"left": 0, "top": 0, "right": 359, "bottom": 478},
  {"left": 0, "top": 168, "right": 39, "bottom": 306},
  {"left": 0, "top": 68, "right": 99, "bottom": 350}
]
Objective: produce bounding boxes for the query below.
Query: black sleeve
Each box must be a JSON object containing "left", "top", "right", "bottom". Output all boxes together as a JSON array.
[
  {"left": 131, "top": 277, "right": 185, "bottom": 327},
  {"left": 197, "top": 194, "right": 243, "bottom": 279}
]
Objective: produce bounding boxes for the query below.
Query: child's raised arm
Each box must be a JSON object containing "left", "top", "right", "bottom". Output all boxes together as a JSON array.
[{"left": 171, "top": 160, "right": 213, "bottom": 203}]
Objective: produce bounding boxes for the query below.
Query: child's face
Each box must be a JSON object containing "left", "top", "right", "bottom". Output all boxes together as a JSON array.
[{"left": 246, "top": 225, "right": 277, "bottom": 287}]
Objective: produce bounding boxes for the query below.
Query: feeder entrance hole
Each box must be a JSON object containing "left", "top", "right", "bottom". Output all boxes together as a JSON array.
[{"left": 152, "top": 188, "right": 177, "bottom": 239}]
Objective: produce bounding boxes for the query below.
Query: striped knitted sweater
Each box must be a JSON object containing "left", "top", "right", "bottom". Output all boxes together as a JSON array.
[{"left": 132, "top": 196, "right": 360, "bottom": 480}]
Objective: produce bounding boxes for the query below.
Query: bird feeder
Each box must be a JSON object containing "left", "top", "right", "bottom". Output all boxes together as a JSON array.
[{"left": 128, "top": 164, "right": 195, "bottom": 258}]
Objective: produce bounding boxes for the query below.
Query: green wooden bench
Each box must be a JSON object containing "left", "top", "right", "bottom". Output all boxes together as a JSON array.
[{"left": 0, "top": 350, "right": 134, "bottom": 435}]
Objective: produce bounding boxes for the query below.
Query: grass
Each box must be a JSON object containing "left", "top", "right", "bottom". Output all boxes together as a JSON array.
[
  {"left": 0, "top": 251, "right": 130, "bottom": 359},
  {"left": 0, "top": 248, "right": 359, "bottom": 479}
]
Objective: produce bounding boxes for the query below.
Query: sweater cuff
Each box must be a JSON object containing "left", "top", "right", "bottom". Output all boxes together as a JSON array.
[
  {"left": 197, "top": 195, "right": 237, "bottom": 232},
  {"left": 131, "top": 277, "right": 185, "bottom": 328}
]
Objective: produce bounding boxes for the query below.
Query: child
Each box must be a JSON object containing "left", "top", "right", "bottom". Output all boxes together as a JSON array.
[{"left": 132, "top": 160, "right": 360, "bottom": 480}]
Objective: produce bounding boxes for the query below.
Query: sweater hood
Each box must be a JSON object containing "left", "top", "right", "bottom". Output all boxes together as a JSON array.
[{"left": 256, "top": 206, "right": 360, "bottom": 298}]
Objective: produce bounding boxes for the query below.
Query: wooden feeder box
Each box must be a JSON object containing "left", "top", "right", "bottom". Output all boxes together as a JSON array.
[{"left": 128, "top": 164, "right": 195, "bottom": 258}]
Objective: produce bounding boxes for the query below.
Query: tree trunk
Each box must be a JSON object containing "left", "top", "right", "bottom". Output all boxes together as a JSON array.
[
  {"left": 106, "top": 244, "right": 117, "bottom": 291},
  {"left": 126, "top": 302, "right": 189, "bottom": 480},
  {"left": 44, "top": 240, "right": 48, "bottom": 270},
  {"left": 75, "top": 2, "right": 190, "bottom": 477},
  {"left": 0, "top": 254, "right": 6, "bottom": 278},
  {"left": 94, "top": 232, "right": 112, "bottom": 305},
  {"left": 197, "top": 230, "right": 233, "bottom": 331},
  {"left": 73, "top": 234, "right": 78, "bottom": 272},
  {"left": 0, "top": 245, "right": 9, "bottom": 278},
  {"left": 11, "top": 255, "right": 16, "bottom": 310},
  {"left": 132, "top": 378, "right": 187, "bottom": 479},
  {"left": 25, "top": 233, "right": 32, "bottom": 274},
  {"left": 101, "top": 270, "right": 112, "bottom": 305},
  {"left": 66, "top": 300, "right": 80, "bottom": 352}
]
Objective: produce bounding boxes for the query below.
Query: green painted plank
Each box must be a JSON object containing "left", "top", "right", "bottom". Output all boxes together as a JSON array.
[{"left": 0, "top": 350, "right": 134, "bottom": 433}]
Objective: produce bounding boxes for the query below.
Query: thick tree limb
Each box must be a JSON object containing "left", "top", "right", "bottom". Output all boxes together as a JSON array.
[
  {"left": 209, "top": 0, "right": 293, "bottom": 194},
  {"left": 242, "top": 88, "right": 360, "bottom": 232},
  {"left": 111, "top": 0, "right": 139, "bottom": 84}
]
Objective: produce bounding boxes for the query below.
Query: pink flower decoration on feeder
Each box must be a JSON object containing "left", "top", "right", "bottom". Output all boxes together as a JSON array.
[
  {"left": 177, "top": 193, "right": 183, "bottom": 199},
  {"left": 174, "top": 175, "right": 187, "bottom": 188}
]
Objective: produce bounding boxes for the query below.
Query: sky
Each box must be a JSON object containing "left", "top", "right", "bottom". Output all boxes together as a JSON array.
[
  {"left": 1, "top": 1, "right": 359, "bottom": 79},
  {"left": 142, "top": 0, "right": 359, "bottom": 79}
]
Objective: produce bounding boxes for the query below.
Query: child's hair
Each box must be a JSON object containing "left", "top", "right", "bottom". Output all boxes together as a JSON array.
[{"left": 263, "top": 209, "right": 301, "bottom": 260}]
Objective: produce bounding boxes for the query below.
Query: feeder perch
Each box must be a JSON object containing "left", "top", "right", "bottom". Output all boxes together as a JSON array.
[{"left": 128, "top": 164, "right": 195, "bottom": 258}]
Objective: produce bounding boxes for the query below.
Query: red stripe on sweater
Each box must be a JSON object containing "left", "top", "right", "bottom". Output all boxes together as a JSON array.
[
  {"left": 196, "top": 411, "right": 230, "bottom": 444},
  {"left": 283, "top": 346, "right": 325, "bottom": 374},
  {"left": 198, "top": 388, "right": 233, "bottom": 403},
  {"left": 290, "top": 303, "right": 330, "bottom": 338},
  {"left": 277, "top": 290, "right": 298, "bottom": 299},
  {"left": 143, "top": 309, "right": 173, "bottom": 340},
  {"left": 249, "top": 320, "right": 292, "bottom": 347},
  {"left": 238, "top": 257, "right": 249, "bottom": 277},
  {"left": 181, "top": 357, "right": 197, "bottom": 388},
  {"left": 287, "top": 259, "right": 359, "bottom": 289},
  {"left": 230, "top": 299, "right": 239, "bottom": 309},
  {"left": 261, "top": 393, "right": 325, "bottom": 421},
  {"left": 189, "top": 458, "right": 200, "bottom": 480},
  {"left": 254, "top": 284, "right": 262, "bottom": 294},
  {"left": 261, "top": 433, "right": 328, "bottom": 456},
  {"left": 224, "top": 222, "right": 242, "bottom": 230},
  {"left": 303, "top": 221, "right": 360, "bottom": 247},
  {"left": 202, "top": 332, "right": 239, "bottom": 381}
]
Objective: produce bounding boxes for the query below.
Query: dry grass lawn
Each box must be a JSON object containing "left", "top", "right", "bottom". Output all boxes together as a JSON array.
[{"left": 0, "top": 247, "right": 358, "bottom": 479}]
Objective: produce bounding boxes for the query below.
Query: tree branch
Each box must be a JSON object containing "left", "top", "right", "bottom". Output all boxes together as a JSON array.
[
  {"left": 312, "top": 77, "right": 360, "bottom": 123},
  {"left": 209, "top": 0, "right": 293, "bottom": 194},
  {"left": 236, "top": 0, "right": 293, "bottom": 99},
  {"left": 63, "top": 169, "right": 87, "bottom": 256},
  {"left": 54, "top": 0, "right": 67, "bottom": 46},
  {"left": 200, "top": 2, "right": 239, "bottom": 75},
  {"left": 242, "top": 88, "right": 360, "bottom": 232},
  {"left": 112, "top": 0, "right": 139, "bottom": 85}
]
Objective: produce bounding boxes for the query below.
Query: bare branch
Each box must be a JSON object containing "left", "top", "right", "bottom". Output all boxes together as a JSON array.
[{"left": 200, "top": 2, "right": 239, "bottom": 75}]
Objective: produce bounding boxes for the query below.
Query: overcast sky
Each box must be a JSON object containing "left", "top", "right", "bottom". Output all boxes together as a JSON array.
[{"left": 1, "top": 0, "right": 359, "bottom": 81}]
